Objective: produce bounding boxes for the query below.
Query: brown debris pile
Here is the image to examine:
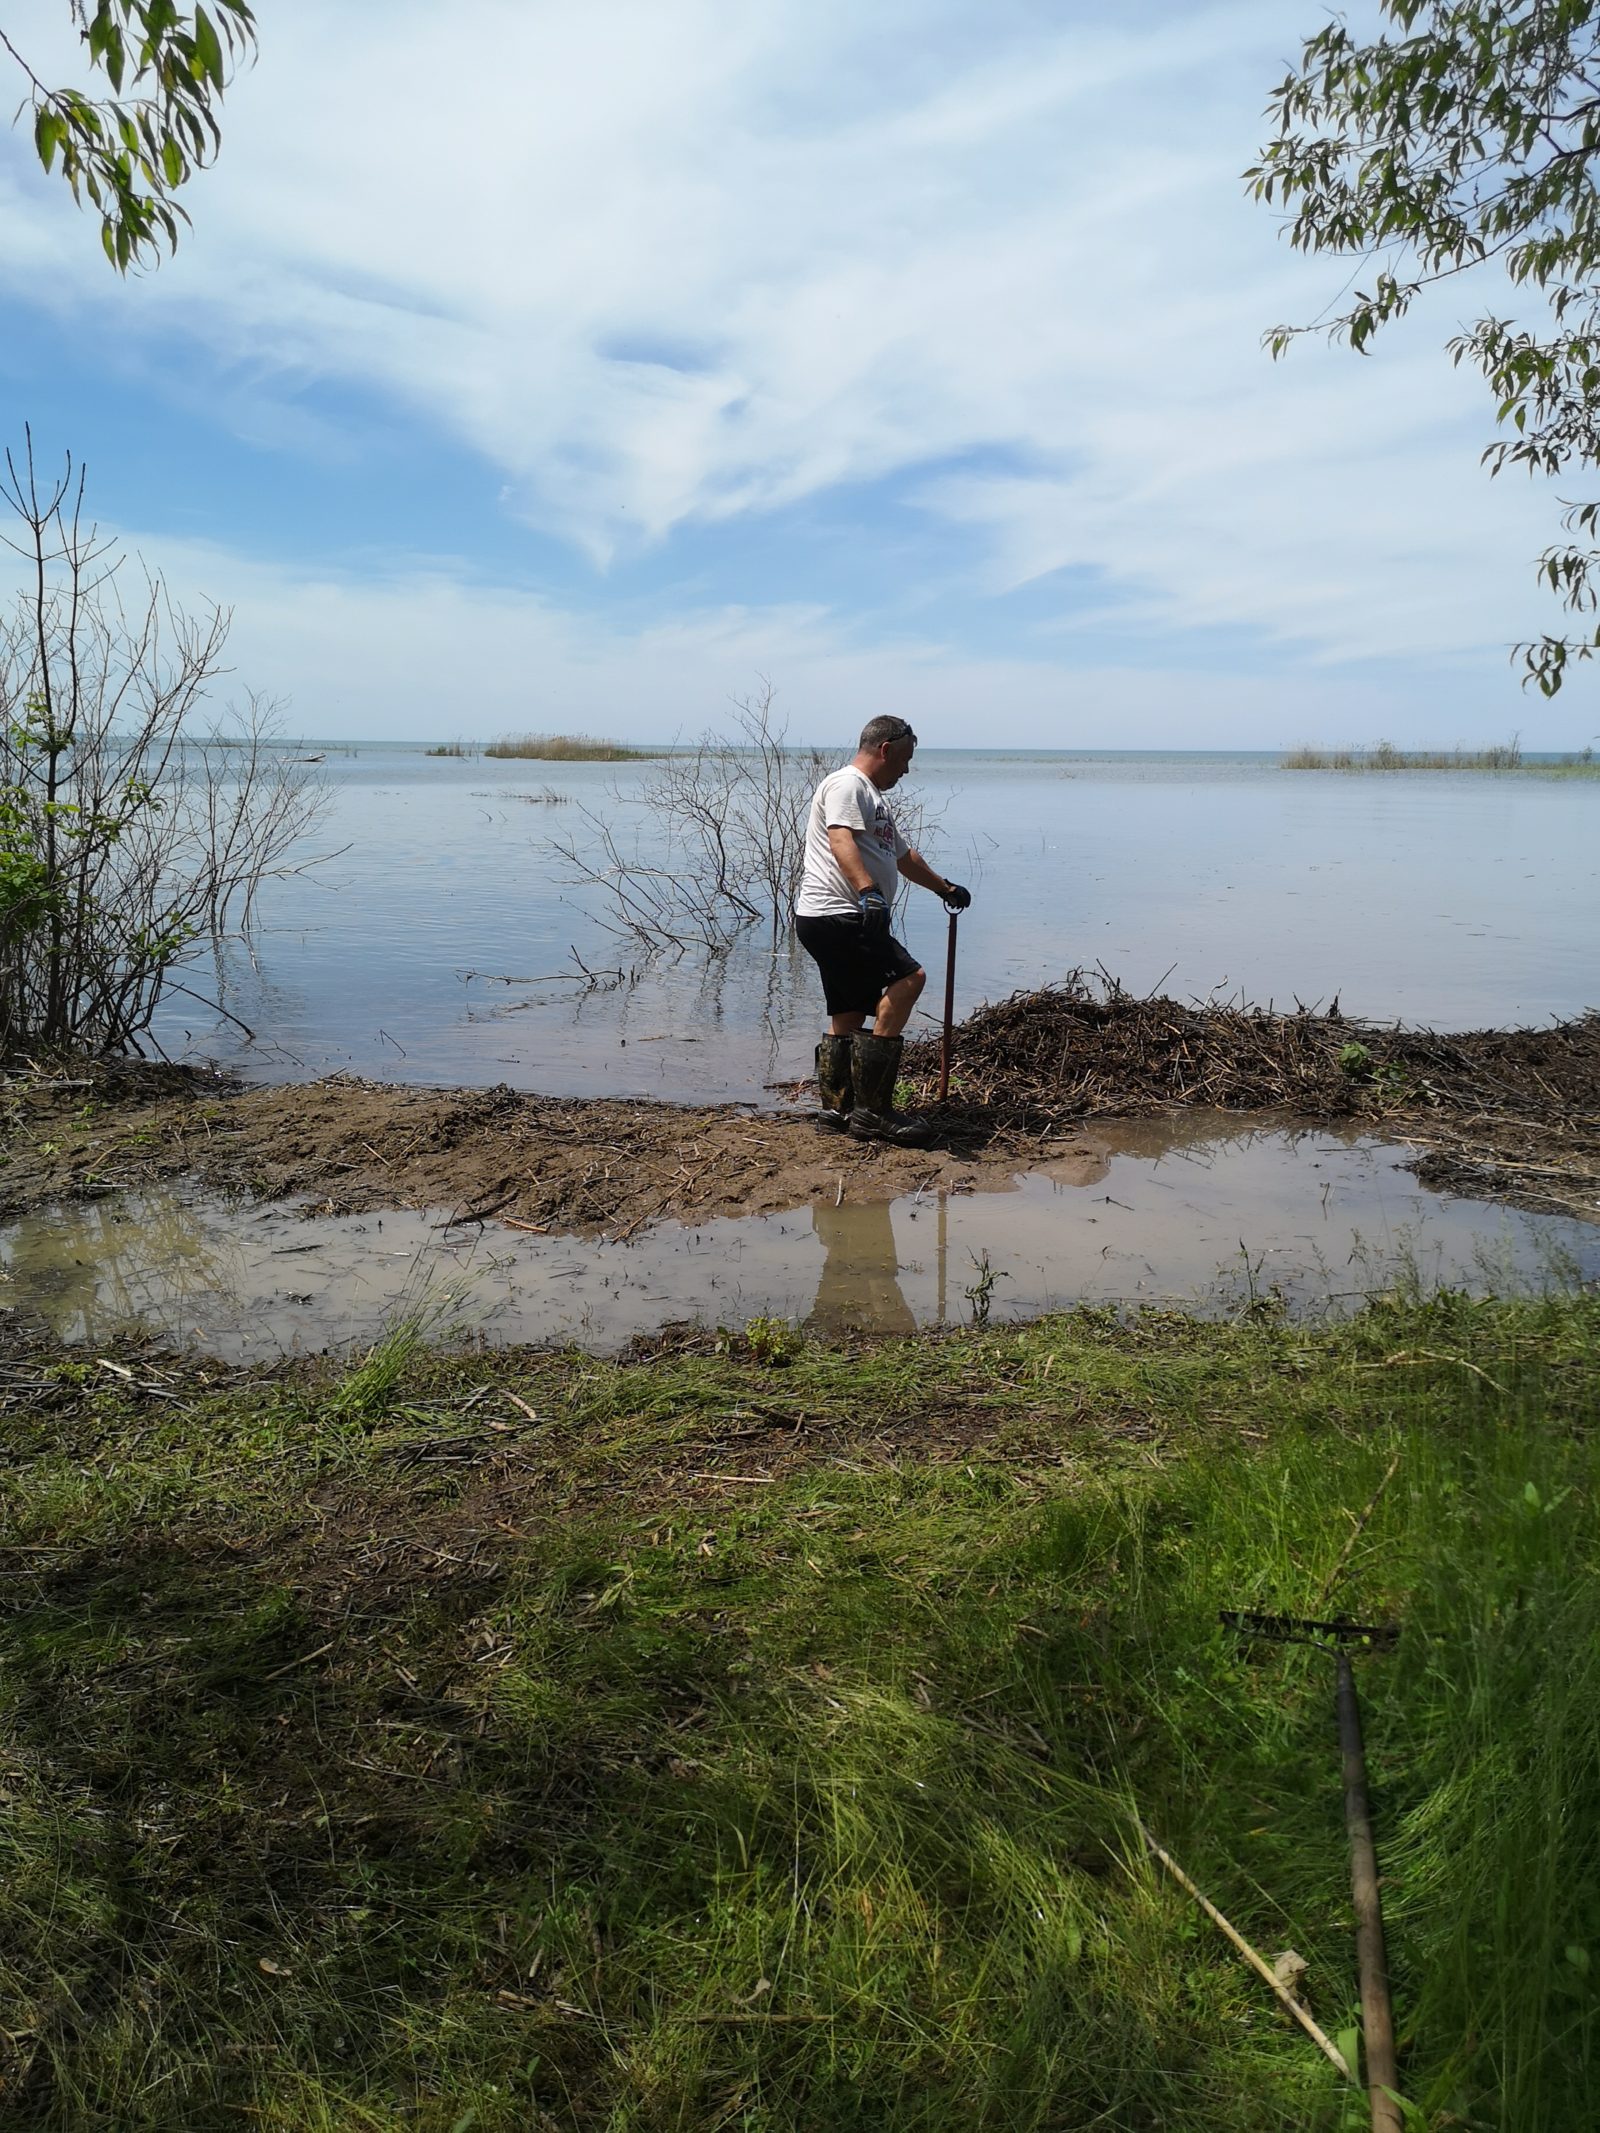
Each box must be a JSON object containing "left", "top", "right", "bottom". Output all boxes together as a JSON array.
[
  {"left": 905, "top": 977, "right": 1359, "bottom": 1117},
  {"left": 906, "top": 973, "right": 1598, "bottom": 1117},
  {"left": 903, "top": 976, "right": 1600, "bottom": 1221}
]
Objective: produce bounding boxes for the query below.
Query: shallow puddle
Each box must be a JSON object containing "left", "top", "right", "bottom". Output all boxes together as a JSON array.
[{"left": 3, "top": 1115, "right": 1594, "bottom": 1359}]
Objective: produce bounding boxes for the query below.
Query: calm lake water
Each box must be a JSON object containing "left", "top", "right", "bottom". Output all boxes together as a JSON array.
[{"left": 151, "top": 748, "right": 1598, "bottom": 1102}]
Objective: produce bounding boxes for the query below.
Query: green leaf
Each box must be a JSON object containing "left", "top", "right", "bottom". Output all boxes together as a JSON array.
[
  {"left": 193, "top": 5, "right": 225, "bottom": 89},
  {"left": 161, "top": 135, "right": 184, "bottom": 188},
  {"left": 1378, "top": 2089, "right": 1428, "bottom": 2132},
  {"left": 33, "top": 108, "right": 64, "bottom": 175}
]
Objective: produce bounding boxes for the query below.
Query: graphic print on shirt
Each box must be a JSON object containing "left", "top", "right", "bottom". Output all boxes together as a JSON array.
[{"left": 796, "top": 766, "right": 907, "bottom": 918}]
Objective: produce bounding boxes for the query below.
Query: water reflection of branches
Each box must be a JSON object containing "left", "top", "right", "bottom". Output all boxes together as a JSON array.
[
  {"left": 547, "top": 682, "right": 941, "bottom": 960},
  {"left": 456, "top": 949, "right": 636, "bottom": 1021}
]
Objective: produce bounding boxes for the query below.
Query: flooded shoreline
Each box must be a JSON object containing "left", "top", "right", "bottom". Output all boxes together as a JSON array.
[
  {"left": 5, "top": 985, "right": 1597, "bottom": 1234},
  {"left": 6, "top": 1114, "right": 1595, "bottom": 1360},
  {"left": 5, "top": 983, "right": 1595, "bottom": 1357}
]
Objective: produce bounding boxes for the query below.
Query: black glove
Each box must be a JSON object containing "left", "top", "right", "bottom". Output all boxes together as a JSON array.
[
  {"left": 857, "top": 887, "right": 891, "bottom": 938},
  {"left": 943, "top": 881, "right": 971, "bottom": 911}
]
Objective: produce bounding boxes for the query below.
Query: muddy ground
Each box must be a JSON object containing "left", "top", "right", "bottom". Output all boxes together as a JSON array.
[
  {"left": 0, "top": 1068, "right": 1088, "bottom": 1235},
  {"left": 3, "top": 983, "right": 1597, "bottom": 1232}
]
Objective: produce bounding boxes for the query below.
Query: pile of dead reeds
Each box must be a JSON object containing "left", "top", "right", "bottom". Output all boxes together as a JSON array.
[
  {"left": 905, "top": 974, "right": 1362, "bottom": 1119},
  {"left": 906, "top": 973, "right": 1599, "bottom": 1127}
]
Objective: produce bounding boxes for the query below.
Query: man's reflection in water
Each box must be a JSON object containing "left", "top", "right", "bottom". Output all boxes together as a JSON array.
[{"left": 808, "top": 1196, "right": 917, "bottom": 1337}]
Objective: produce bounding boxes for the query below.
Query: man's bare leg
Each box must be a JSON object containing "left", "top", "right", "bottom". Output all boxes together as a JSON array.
[
  {"left": 828, "top": 969, "right": 924, "bottom": 1039},
  {"left": 830, "top": 978, "right": 923, "bottom": 1038},
  {"left": 869, "top": 967, "right": 925, "bottom": 1038}
]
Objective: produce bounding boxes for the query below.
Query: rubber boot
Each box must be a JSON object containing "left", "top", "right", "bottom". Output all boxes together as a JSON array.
[
  {"left": 814, "top": 1035, "right": 854, "bottom": 1132},
  {"left": 848, "top": 1031, "right": 932, "bottom": 1147}
]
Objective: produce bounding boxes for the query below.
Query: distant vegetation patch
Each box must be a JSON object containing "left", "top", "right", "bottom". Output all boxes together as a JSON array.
[
  {"left": 424, "top": 740, "right": 476, "bottom": 758},
  {"left": 484, "top": 732, "right": 661, "bottom": 761},
  {"left": 1282, "top": 738, "right": 1598, "bottom": 773}
]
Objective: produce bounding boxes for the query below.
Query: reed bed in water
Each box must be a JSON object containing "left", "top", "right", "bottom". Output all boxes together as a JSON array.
[
  {"left": 484, "top": 732, "right": 662, "bottom": 760},
  {"left": 1282, "top": 738, "right": 1599, "bottom": 772}
]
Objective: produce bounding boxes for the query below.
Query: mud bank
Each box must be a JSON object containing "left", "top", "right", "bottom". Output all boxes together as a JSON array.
[
  {"left": 0, "top": 1070, "right": 1073, "bottom": 1234},
  {"left": 3, "top": 984, "right": 1597, "bottom": 1232}
]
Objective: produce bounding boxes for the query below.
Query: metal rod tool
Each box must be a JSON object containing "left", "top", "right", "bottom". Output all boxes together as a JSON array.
[
  {"left": 938, "top": 902, "right": 960, "bottom": 1103},
  {"left": 1221, "top": 1610, "right": 1403, "bottom": 2133}
]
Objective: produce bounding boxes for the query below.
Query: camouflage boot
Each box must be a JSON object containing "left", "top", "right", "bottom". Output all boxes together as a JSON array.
[
  {"left": 815, "top": 1035, "right": 854, "bottom": 1132},
  {"left": 847, "top": 1032, "right": 932, "bottom": 1147}
]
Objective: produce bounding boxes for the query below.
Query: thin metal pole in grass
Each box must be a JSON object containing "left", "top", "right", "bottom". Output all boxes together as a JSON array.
[
  {"left": 938, "top": 904, "right": 960, "bottom": 1102},
  {"left": 1336, "top": 1646, "right": 1401, "bottom": 2133},
  {"left": 1222, "top": 1611, "right": 1403, "bottom": 2133}
]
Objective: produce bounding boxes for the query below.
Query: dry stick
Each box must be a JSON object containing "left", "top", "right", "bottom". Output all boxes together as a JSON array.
[
  {"left": 611, "top": 1156, "right": 720, "bottom": 1244},
  {"left": 1377, "top": 1347, "right": 1510, "bottom": 1398},
  {"left": 435, "top": 1187, "right": 518, "bottom": 1230},
  {"left": 163, "top": 979, "right": 257, "bottom": 1041},
  {"left": 1316, "top": 1452, "right": 1402, "bottom": 1612},
  {"left": 612, "top": 1193, "right": 670, "bottom": 1245},
  {"left": 263, "top": 1640, "right": 336, "bottom": 1683},
  {"left": 1310, "top": 1455, "right": 1407, "bottom": 2133},
  {"left": 1138, "top": 1821, "right": 1357, "bottom": 2084}
]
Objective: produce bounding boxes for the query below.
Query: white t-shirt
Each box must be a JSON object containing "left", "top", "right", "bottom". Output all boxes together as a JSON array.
[{"left": 796, "top": 766, "right": 908, "bottom": 917}]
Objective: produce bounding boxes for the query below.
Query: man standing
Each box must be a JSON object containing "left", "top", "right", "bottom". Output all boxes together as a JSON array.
[{"left": 795, "top": 715, "right": 970, "bottom": 1146}]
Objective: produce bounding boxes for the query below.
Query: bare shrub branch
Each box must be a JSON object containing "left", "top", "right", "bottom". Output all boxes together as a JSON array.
[
  {"left": 548, "top": 681, "right": 940, "bottom": 960},
  {"left": 0, "top": 434, "right": 325, "bottom": 1056}
]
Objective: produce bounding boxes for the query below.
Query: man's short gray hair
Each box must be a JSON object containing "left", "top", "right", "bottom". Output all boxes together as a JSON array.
[{"left": 858, "top": 714, "right": 917, "bottom": 752}]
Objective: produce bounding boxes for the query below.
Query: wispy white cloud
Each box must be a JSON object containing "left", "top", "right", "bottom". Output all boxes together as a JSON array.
[
  {"left": 0, "top": 0, "right": 1577, "bottom": 726},
  {"left": 93, "top": 532, "right": 1538, "bottom": 751}
]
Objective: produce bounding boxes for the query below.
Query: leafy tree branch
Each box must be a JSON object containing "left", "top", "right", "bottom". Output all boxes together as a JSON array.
[
  {"left": 1249, "top": 0, "right": 1600, "bottom": 693},
  {"left": 2, "top": 0, "right": 255, "bottom": 269}
]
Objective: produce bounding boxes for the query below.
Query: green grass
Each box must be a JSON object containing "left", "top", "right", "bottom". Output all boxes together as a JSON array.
[
  {"left": 482, "top": 734, "right": 662, "bottom": 761},
  {"left": 1283, "top": 738, "right": 1600, "bottom": 774},
  {"left": 2, "top": 1292, "right": 1597, "bottom": 2129}
]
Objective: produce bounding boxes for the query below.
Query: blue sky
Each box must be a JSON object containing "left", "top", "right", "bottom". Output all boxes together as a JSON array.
[{"left": 0, "top": 0, "right": 1593, "bottom": 747}]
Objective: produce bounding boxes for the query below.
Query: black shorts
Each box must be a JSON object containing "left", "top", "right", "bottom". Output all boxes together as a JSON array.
[{"left": 795, "top": 913, "right": 923, "bottom": 1015}]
